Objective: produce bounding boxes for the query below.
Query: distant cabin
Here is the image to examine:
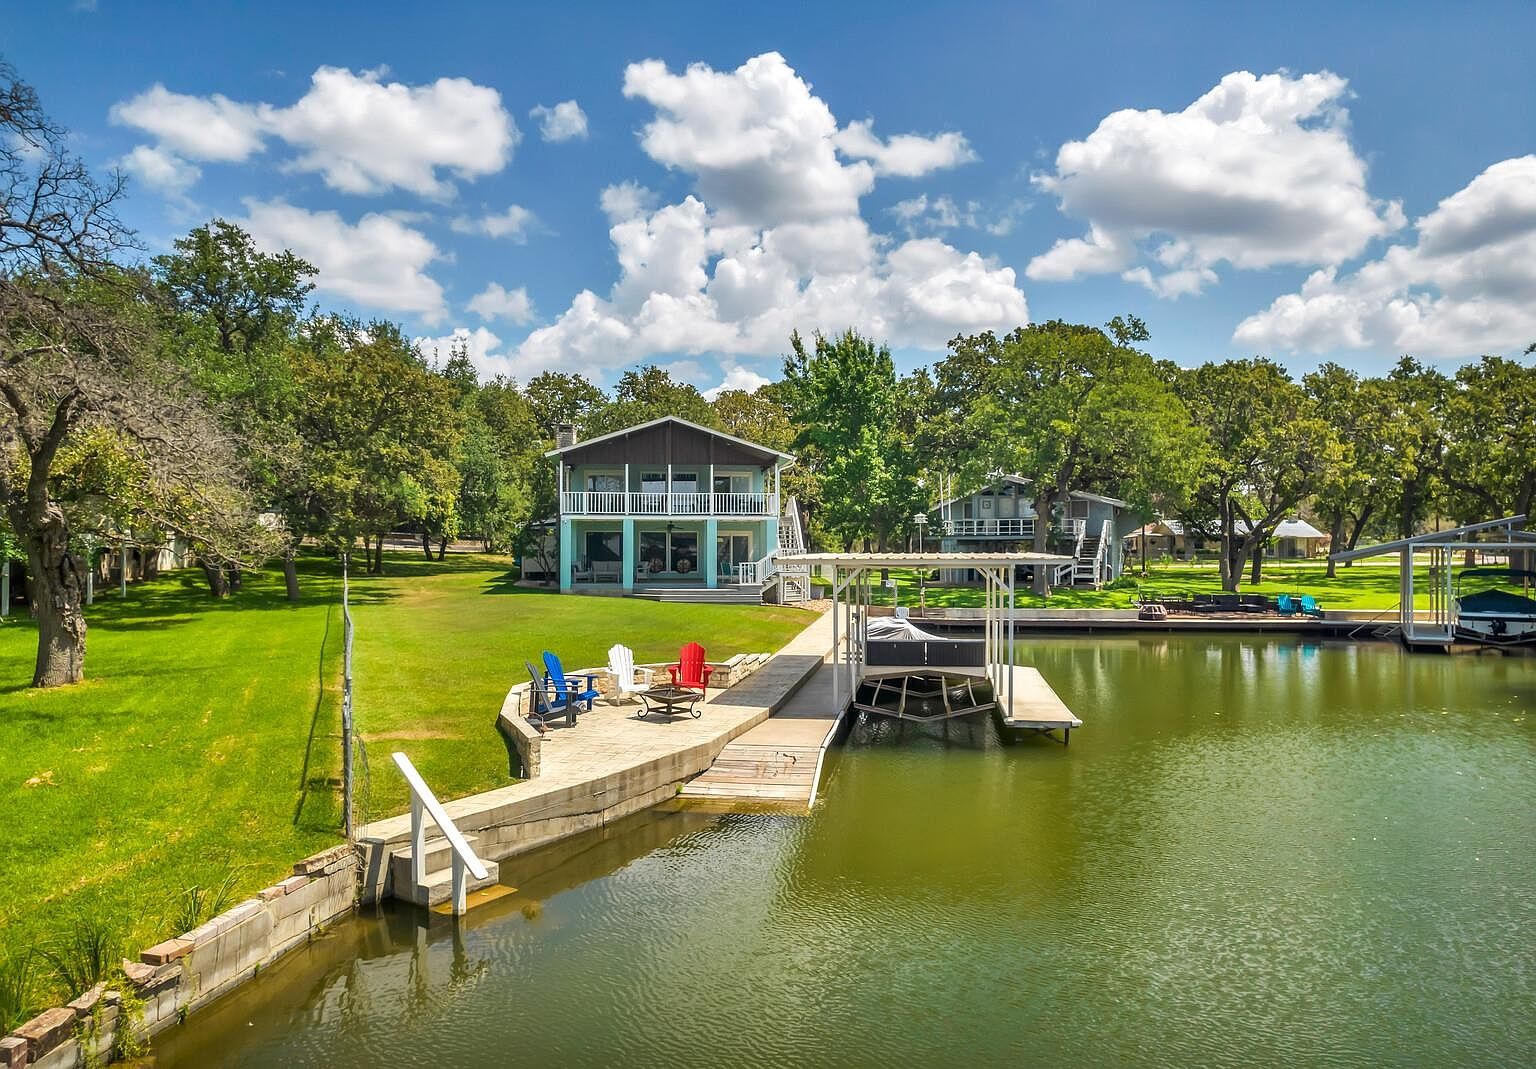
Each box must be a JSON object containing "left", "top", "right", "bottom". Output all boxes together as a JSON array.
[
  {"left": 932, "top": 476, "right": 1131, "bottom": 587},
  {"left": 1124, "top": 517, "right": 1329, "bottom": 561}
]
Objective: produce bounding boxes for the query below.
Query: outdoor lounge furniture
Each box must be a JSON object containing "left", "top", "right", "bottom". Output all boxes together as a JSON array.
[
  {"left": 541, "top": 650, "right": 601, "bottom": 714},
  {"left": 606, "top": 643, "right": 653, "bottom": 703},
  {"left": 524, "top": 659, "right": 580, "bottom": 731},
  {"left": 667, "top": 641, "right": 714, "bottom": 692},
  {"left": 1300, "top": 594, "right": 1323, "bottom": 617},
  {"left": 1276, "top": 594, "right": 1298, "bottom": 616},
  {"left": 1240, "top": 594, "right": 1272, "bottom": 613},
  {"left": 593, "top": 561, "right": 621, "bottom": 583}
]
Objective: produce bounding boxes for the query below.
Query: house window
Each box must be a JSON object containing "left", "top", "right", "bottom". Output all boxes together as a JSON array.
[
  {"left": 637, "top": 529, "right": 699, "bottom": 576},
  {"left": 586, "top": 472, "right": 622, "bottom": 493},
  {"left": 669, "top": 531, "right": 698, "bottom": 573},
  {"left": 640, "top": 471, "right": 666, "bottom": 494},
  {"left": 713, "top": 472, "right": 750, "bottom": 494},
  {"left": 671, "top": 471, "right": 699, "bottom": 494}
]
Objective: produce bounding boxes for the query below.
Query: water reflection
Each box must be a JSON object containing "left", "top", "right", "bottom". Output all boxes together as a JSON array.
[{"left": 150, "top": 637, "right": 1535, "bottom": 1069}]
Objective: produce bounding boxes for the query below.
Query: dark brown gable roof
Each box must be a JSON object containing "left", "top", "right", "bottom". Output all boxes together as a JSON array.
[{"left": 545, "top": 416, "right": 793, "bottom": 467}]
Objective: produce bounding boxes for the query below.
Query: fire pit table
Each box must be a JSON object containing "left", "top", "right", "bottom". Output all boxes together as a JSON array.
[{"left": 637, "top": 685, "right": 704, "bottom": 720}]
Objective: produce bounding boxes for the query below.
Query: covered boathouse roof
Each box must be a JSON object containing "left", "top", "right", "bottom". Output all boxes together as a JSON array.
[{"left": 543, "top": 415, "right": 794, "bottom": 467}]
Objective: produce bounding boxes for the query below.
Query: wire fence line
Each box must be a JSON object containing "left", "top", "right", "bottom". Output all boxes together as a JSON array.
[{"left": 342, "top": 553, "right": 356, "bottom": 840}]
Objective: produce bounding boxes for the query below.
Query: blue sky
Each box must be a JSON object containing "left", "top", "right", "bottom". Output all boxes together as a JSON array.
[{"left": 7, "top": 1, "right": 1535, "bottom": 391}]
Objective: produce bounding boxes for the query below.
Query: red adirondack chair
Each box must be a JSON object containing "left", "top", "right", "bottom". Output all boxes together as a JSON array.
[{"left": 667, "top": 642, "right": 714, "bottom": 692}]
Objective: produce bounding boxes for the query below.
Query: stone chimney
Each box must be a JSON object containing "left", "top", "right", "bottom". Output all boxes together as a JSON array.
[{"left": 554, "top": 423, "right": 578, "bottom": 449}]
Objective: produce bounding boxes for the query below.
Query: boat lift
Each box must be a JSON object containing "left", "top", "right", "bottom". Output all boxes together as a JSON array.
[
  {"left": 777, "top": 551, "right": 1074, "bottom": 718},
  {"left": 1330, "top": 515, "right": 1534, "bottom": 647}
]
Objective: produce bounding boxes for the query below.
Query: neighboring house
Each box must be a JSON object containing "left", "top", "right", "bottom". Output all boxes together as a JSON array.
[
  {"left": 932, "top": 476, "right": 1131, "bottom": 587},
  {"left": 1124, "top": 519, "right": 1203, "bottom": 561},
  {"left": 546, "top": 416, "right": 808, "bottom": 603},
  {"left": 1270, "top": 518, "right": 1329, "bottom": 559},
  {"left": 1122, "top": 517, "right": 1329, "bottom": 561}
]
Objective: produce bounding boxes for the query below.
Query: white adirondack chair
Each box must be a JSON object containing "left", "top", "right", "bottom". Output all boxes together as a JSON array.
[{"left": 607, "top": 644, "right": 653, "bottom": 703}]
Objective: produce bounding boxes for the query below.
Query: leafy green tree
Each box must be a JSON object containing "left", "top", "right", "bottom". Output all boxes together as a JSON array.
[
  {"left": 2, "top": 64, "right": 271, "bottom": 685},
  {"left": 153, "top": 220, "right": 316, "bottom": 596},
  {"left": 781, "top": 329, "right": 924, "bottom": 551},
  {"left": 525, "top": 370, "right": 606, "bottom": 438},
  {"left": 711, "top": 383, "right": 794, "bottom": 452},
  {"left": 289, "top": 319, "right": 462, "bottom": 573},
  {"left": 1440, "top": 355, "right": 1536, "bottom": 523},
  {"left": 1177, "top": 359, "right": 1341, "bottom": 589},
  {"left": 945, "top": 319, "right": 1201, "bottom": 592},
  {"left": 585, "top": 364, "right": 716, "bottom": 436}
]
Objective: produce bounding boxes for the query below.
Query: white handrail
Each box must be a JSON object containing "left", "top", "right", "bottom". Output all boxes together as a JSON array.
[
  {"left": 392, "top": 751, "right": 488, "bottom": 916},
  {"left": 1096, "top": 518, "right": 1113, "bottom": 585}
]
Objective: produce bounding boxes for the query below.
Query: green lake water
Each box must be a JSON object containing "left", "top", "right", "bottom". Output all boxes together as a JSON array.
[{"left": 151, "top": 636, "right": 1534, "bottom": 1068}]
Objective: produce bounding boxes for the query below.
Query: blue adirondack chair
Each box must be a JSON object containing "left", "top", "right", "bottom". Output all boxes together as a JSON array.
[
  {"left": 1276, "top": 593, "right": 1298, "bottom": 616},
  {"left": 1300, "top": 594, "right": 1323, "bottom": 618},
  {"left": 523, "top": 659, "right": 572, "bottom": 730},
  {"left": 542, "top": 650, "right": 601, "bottom": 713}
]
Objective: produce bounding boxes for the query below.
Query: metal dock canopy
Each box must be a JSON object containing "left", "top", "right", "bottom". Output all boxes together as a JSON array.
[
  {"left": 1330, "top": 514, "right": 1533, "bottom": 647},
  {"left": 777, "top": 551, "right": 1073, "bottom": 720}
]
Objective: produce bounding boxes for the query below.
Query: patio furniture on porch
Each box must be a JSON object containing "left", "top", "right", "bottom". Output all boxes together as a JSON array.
[
  {"left": 667, "top": 641, "right": 714, "bottom": 692},
  {"left": 593, "top": 560, "right": 622, "bottom": 583},
  {"left": 524, "top": 659, "right": 580, "bottom": 730},
  {"left": 606, "top": 643, "right": 653, "bottom": 703},
  {"left": 541, "top": 651, "right": 601, "bottom": 713}
]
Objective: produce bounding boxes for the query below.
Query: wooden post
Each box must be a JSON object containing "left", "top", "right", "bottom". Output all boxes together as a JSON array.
[
  {"left": 1, "top": 559, "right": 8, "bottom": 618},
  {"left": 120, "top": 542, "right": 128, "bottom": 598}
]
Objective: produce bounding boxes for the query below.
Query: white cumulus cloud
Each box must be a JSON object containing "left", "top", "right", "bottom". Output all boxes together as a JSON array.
[
  {"left": 119, "top": 144, "right": 201, "bottom": 198},
  {"left": 451, "top": 204, "right": 536, "bottom": 241},
  {"left": 110, "top": 84, "right": 266, "bottom": 161},
  {"left": 703, "top": 363, "right": 774, "bottom": 400},
  {"left": 530, "top": 100, "right": 589, "bottom": 142},
  {"left": 111, "top": 66, "right": 517, "bottom": 200},
  {"left": 520, "top": 52, "right": 1025, "bottom": 377},
  {"left": 467, "top": 283, "right": 536, "bottom": 324},
  {"left": 240, "top": 199, "right": 447, "bottom": 324},
  {"left": 1233, "top": 155, "right": 1536, "bottom": 358},
  {"left": 1027, "top": 70, "right": 1404, "bottom": 296},
  {"left": 833, "top": 119, "right": 976, "bottom": 177}
]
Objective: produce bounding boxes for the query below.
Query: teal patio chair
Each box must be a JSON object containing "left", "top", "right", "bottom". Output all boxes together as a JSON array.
[
  {"left": 1299, "top": 594, "right": 1323, "bottom": 618},
  {"left": 1276, "top": 594, "right": 1298, "bottom": 616}
]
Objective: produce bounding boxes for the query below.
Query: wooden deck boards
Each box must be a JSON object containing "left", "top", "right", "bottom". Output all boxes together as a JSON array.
[
  {"left": 679, "top": 660, "right": 843, "bottom": 808},
  {"left": 998, "top": 665, "right": 1082, "bottom": 729}
]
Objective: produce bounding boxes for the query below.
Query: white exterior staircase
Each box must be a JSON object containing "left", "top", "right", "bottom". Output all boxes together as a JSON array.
[{"left": 774, "top": 498, "right": 812, "bottom": 603}]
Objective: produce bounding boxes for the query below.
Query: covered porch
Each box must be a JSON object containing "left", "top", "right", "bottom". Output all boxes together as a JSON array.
[{"left": 561, "top": 517, "right": 776, "bottom": 593}]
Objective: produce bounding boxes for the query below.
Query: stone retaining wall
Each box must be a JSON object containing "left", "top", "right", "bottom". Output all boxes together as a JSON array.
[{"left": 2, "top": 845, "right": 357, "bottom": 1068}]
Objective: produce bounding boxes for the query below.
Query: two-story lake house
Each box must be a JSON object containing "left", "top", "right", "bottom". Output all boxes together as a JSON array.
[
  {"left": 547, "top": 416, "right": 809, "bottom": 603},
  {"left": 932, "top": 476, "right": 1132, "bottom": 587}
]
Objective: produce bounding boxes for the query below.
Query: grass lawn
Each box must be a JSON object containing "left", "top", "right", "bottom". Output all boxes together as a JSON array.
[
  {"left": 867, "top": 559, "right": 1436, "bottom": 611},
  {"left": 0, "top": 553, "right": 811, "bottom": 1025}
]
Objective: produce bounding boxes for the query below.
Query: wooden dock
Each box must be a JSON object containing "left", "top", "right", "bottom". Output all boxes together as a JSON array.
[
  {"left": 995, "top": 664, "right": 1082, "bottom": 741},
  {"left": 679, "top": 660, "right": 844, "bottom": 809}
]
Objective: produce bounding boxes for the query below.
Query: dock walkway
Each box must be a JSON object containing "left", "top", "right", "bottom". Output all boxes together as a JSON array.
[
  {"left": 996, "top": 664, "right": 1082, "bottom": 741},
  {"left": 678, "top": 659, "right": 843, "bottom": 809}
]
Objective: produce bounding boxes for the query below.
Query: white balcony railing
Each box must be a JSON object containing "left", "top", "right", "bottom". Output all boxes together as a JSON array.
[
  {"left": 560, "top": 490, "right": 779, "bottom": 517},
  {"left": 942, "top": 517, "right": 1086, "bottom": 540}
]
